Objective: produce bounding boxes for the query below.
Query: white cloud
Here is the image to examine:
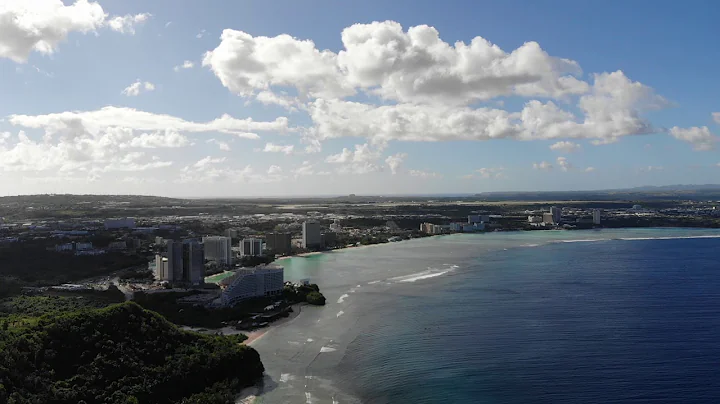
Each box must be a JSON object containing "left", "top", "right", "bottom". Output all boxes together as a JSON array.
[
  {"left": 385, "top": 152, "right": 407, "bottom": 174},
  {"left": 408, "top": 169, "right": 441, "bottom": 179},
  {"left": 337, "top": 21, "right": 588, "bottom": 105},
  {"left": 549, "top": 141, "right": 581, "bottom": 153},
  {"left": 207, "top": 138, "right": 231, "bottom": 151},
  {"left": 9, "top": 106, "right": 288, "bottom": 138},
  {"left": 263, "top": 142, "right": 294, "bottom": 155},
  {"left": 669, "top": 126, "right": 717, "bottom": 151},
  {"left": 203, "top": 28, "right": 355, "bottom": 99},
  {"left": 107, "top": 13, "right": 151, "bottom": 35},
  {"left": 121, "top": 80, "right": 155, "bottom": 96},
  {"left": 325, "top": 143, "right": 384, "bottom": 174},
  {"left": 556, "top": 156, "right": 572, "bottom": 171},
  {"left": 293, "top": 161, "right": 315, "bottom": 177},
  {"left": 256, "top": 90, "right": 299, "bottom": 111},
  {"left": 0, "top": 0, "right": 106, "bottom": 62},
  {"left": 0, "top": 130, "right": 175, "bottom": 173},
  {"left": 196, "top": 29, "right": 206, "bottom": 39},
  {"left": 307, "top": 71, "right": 665, "bottom": 146},
  {"left": 533, "top": 161, "right": 553, "bottom": 170},
  {"left": 585, "top": 167, "right": 595, "bottom": 172},
  {"left": 267, "top": 165, "right": 282, "bottom": 175},
  {"left": 639, "top": 166, "right": 663, "bottom": 172},
  {"left": 713, "top": 112, "right": 720, "bottom": 125},
  {"left": 476, "top": 167, "right": 505, "bottom": 178},
  {"left": 164, "top": 21, "right": 172, "bottom": 28},
  {"left": 174, "top": 60, "right": 194, "bottom": 72},
  {"left": 192, "top": 156, "right": 226, "bottom": 169}
]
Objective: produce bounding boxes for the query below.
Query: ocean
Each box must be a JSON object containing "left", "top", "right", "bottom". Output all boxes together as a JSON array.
[{"left": 248, "top": 228, "right": 720, "bottom": 403}]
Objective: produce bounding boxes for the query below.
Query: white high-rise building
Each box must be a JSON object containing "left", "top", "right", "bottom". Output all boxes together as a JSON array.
[
  {"left": 202, "top": 236, "right": 233, "bottom": 265},
  {"left": 593, "top": 209, "right": 602, "bottom": 225},
  {"left": 240, "top": 238, "right": 263, "bottom": 257},
  {"left": 302, "top": 221, "right": 322, "bottom": 248}
]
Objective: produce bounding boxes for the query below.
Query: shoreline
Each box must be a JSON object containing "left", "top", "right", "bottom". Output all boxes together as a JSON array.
[{"left": 275, "top": 226, "right": 720, "bottom": 263}]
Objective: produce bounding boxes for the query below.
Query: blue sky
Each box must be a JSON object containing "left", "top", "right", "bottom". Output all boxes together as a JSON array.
[{"left": 0, "top": 0, "right": 718, "bottom": 197}]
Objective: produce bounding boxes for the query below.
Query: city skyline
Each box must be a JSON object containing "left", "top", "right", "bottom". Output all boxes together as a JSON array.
[{"left": 1, "top": 0, "right": 719, "bottom": 197}]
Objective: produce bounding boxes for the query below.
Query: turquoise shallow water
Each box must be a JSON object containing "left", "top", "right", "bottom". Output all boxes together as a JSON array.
[{"left": 250, "top": 228, "right": 720, "bottom": 403}]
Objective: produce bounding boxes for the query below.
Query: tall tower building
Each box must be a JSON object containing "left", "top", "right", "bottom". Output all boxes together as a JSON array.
[
  {"left": 593, "top": 209, "right": 602, "bottom": 225},
  {"left": 302, "top": 221, "right": 322, "bottom": 249},
  {"left": 202, "top": 236, "right": 233, "bottom": 265},
  {"left": 240, "top": 238, "right": 263, "bottom": 257},
  {"left": 266, "top": 233, "right": 292, "bottom": 255},
  {"left": 551, "top": 206, "right": 562, "bottom": 224}
]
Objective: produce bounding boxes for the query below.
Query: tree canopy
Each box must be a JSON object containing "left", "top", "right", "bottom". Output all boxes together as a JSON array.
[{"left": 0, "top": 302, "right": 264, "bottom": 404}]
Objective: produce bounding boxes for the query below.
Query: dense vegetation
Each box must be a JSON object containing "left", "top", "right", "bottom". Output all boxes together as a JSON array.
[
  {"left": 0, "top": 302, "right": 264, "bottom": 404},
  {"left": 283, "top": 284, "right": 326, "bottom": 306},
  {"left": 133, "top": 291, "right": 281, "bottom": 329}
]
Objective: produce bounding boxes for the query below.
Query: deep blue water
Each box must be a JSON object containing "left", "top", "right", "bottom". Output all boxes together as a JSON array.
[{"left": 337, "top": 238, "right": 720, "bottom": 403}]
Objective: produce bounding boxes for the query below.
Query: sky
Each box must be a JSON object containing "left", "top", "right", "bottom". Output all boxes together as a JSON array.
[{"left": 0, "top": 0, "right": 719, "bottom": 197}]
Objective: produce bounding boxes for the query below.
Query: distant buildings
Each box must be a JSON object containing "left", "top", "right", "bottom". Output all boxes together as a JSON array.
[
  {"left": 542, "top": 212, "right": 555, "bottom": 225},
  {"left": 528, "top": 216, "right": 543, "bottom": 224},
  {"left": 468, "top": 215, "right": 490, "bottom": 224},
  {"left": 155, "top": 239, "right": 205, "bottom": 285},
  {"left": 203, "top": 236, "right": 233, "bottom": 265},
  {"left": 240, "top": 238, "right": 263, "bottom": 257},
  {"left": 266, "top": 233, "right": 292, "bottom": 255},
  {"left": 108, "top": 241, "right": 127, "bottom": 250},
  {"left": 302, "top": 221, "right": 322, "bottom": 249},
  {"left": 450, "top": 222, "right": 485, "bottom": 232},
  {"left": 329, "top": 220, "right": 342, "bottom": 232},
  {"left": 551, "top": 207, "right": 562, "bottom": 224},
  {"left": 105, "top": 218, "right": 135, "bottom": 230},
  {"left": 219, "top": 265, "right": 285, "bottom": 306},
  {"left": 593, "top": 209, "right": 602, "bottom": 225},
  {"left": 420, "top": 223, "right": 449, "bottom": 235},
  {"left": 75, "top": 242, "right": 93, "bottom": 251}
]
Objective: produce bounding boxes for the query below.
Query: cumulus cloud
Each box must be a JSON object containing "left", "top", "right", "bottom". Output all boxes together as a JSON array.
[
  {"left": 556, "top": 156, "right": 572, "bottom": 171},
  {"left": 256, "top": 90, "right": 299, "bottom": 111},
  {"left": 714, "top": 112, "right": 720, "bottom": 125},
  {"left": 325, "top": 143, "right": 384, "bottom": 174},
  {"left": 203, "top": 29, "right": 354, "bottom": 99},
  {"left": 0, "top": 130, "right": 175, "bottom": 173},
  {"left": 669, "top": 126, "right": 717, "bottom": 151},
  {"left": 9, "top": 106, "right": 288, "bottom": 139},
  {"left": 262, "top": 142, "right": 294, "bottom": 155},
  {"left": 409, "top": 169, "right": 441, "bottom": 179},
  {"left": 337, "top": 21, "right": 588, "bottom": 105},
  {"left": 385, "top": 152, "right": 407, "bottom": 174},
  {"left": 307, "top": 71, "right": 665, "bottom": 146},
  {"left": 267, "top": 165, "right": 282, "bottom": 175},
  {"left": 549, "top": 141, "right": 581, "bottom": 153},
  {"left": 0, "top": 0, "right": 106, "bottom": 62},
  {"left": 207, "top": 138, "right": 231, "bottom": 151},
  {"left": 121, "top": 80, "right": 155, "bottom": 96},
  {"left": 476, "top": 167, "right": 505, "bottom": 178},
  {"left": 293, "top": 161, "right": 315, "bottom": 177},
  {"left": 174, "top": 60, "right": 194, "bottom": 72},
  {"left": 533, "top": 161, "right": 553, "bottom": 170},
  {"left": 107, "top": 13, "right": 151, "bottom": 35}
]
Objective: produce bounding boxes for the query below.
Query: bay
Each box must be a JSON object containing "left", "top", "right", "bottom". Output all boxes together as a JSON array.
[{"left": 249, "top": 228, "right": 720, "bottom": 403}]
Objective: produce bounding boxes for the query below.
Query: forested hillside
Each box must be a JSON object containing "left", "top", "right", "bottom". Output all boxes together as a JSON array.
[{"left": 0, "top": 302, "right": 264, "bottom": 404}]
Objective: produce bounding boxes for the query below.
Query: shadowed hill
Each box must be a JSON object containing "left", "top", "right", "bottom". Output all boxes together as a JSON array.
[{"left": 0, "top": 302, "right": 264, "bottom": 404}]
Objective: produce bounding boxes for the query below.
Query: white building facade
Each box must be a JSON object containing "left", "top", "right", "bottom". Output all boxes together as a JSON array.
[{"left": 220, "top": 265, "right": 285, "bottom": 306}]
